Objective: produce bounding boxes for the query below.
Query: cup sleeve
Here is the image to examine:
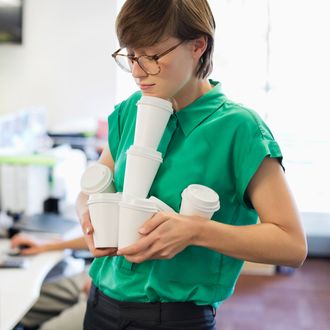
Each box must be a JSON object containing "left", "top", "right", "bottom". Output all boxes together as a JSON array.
[
  {"left": 233, "top": 122, "right": 283, "bottom": 209},
  {"left": 107, "top": 105, "right": 121, "bottom": 161}
]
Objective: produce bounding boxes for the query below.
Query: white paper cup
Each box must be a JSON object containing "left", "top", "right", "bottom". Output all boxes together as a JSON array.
[
  {"left": 118, "top": 198, "right": 159, "bottom": 249},
  {"left": 81, "top": 163, "right": 116, "bottom": 194},
  {"left": 180, "top": 184, "right": 220, "bottom": 219},
  {"left": 123, "top": 145, "right": 163, "bottom": 199},
  {"left": 148, "top": 196, "right": 175, "bottom": 212},
  {"left": 134, "top": 96, "right": 173, "bottom": 149},
  {"left": 87, "top": 192, "right": 122, "bottom": 248}
]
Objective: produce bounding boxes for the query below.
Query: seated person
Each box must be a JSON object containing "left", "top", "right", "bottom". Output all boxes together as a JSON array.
[{"left": 11, "top": 233, "right": 90, "bottom": 330}]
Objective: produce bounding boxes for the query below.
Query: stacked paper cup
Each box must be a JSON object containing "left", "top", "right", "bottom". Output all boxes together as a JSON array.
[
  {"left": 81, "top": 99, "right": 221, "bottom": 251},
  {"left": 180, "top": 184, "right": 220, "bottom": 219},
  {"left": 81, "top": 163, "right": 121, "bottom": 248},
  {"left": 118, "top": 96, "right": 174, "bottom": 248},
  {"left": 122, "top": 96, "right": 173, "bottom": 198},
  {"left": 80, "top": 163, "right": 116, "bottom": 195}
]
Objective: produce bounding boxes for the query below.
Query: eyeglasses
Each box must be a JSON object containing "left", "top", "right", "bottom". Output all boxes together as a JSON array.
[{"left": 112, "top": 41, "right": 184, "bottom": 75}]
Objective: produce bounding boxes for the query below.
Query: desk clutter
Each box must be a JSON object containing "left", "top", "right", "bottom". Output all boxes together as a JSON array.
[
  {"left": 0, "top": 108, "right": 96, "bottom": 238},
  {"left": 0, "top": 146, "right": 86, "bottom": 218},
  {"left": 11, "top": 213, "right": 79, "bottom": 235},
  {"left": 0, "top": 255, "right": 27, "bottom": 268},
  {"left": 81, "top": 96, "right": 220, "bottom": 249}
]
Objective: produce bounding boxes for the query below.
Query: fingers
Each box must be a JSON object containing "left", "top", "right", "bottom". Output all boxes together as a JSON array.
[
  {"left": 79, "top": 204, "right": 119, "bottom": 259},
  {"left": 139, "top": 211, "right": 171, "bottom": 235},
  {"left": 11, "top": 234, "right": 34, "bottom": 248},
  {"left": 79, "top": 209, "right": 172, "bottom": 260},
  {"left": 123, "top": 247, "right": 153, "bottom": 263},
  {"left": 113, "top": 238, "right": 171, "bottom": 263},
  {"left": 81, "top": 211, "right": 94, "bottom": 235},
  {"left": 117, "top": 212, "right": 175, "bottom": 261},
  {"left": 119, "top": 213, "right": 194, "bottom": 263},
  {"left": 93, "top": 247, "right": 118, "bottom": 258},
  {"left": 80, "top": 207, "right": 115, "bottom": 258},
  {"left": 116, "top": 212, "right": 170, "bottom": 256},
  {"left": 117, "top": 235, "right": 153, "bottom": 256},
  {"left": 80, "top": 212, "right": 102, "bottom": 257}
]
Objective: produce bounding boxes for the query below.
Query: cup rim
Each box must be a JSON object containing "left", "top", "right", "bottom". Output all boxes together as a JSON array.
[
  {"left": 120, "top": 197, "right": 159, "bottom": 212},
  {"left": 182, "top": 184, "right": 220, "bottom": 211},
  {"left": 126, "top": 145, "right": 163, "bottom": 163},
  {"left": 148, "top": 196, "right": 174, "bottom": 213},
  {"left": 137, "top": 96, "right": 173, "bottom": 113},
  {"left": 88, "top": 192, "right": 122, "bottom": 205},
  {"left": 81, "top": 163, "right": 113, "bottom": 194}
]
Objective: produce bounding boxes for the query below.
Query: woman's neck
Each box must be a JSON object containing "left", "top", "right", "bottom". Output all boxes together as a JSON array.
[{"left": 171, "top": 79, "right": 212, "bottom": 112}]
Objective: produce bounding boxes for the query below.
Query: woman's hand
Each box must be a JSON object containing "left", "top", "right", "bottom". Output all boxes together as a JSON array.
[
  {"left": 117, "top": 212, "right": 205, "bottom": 263},
  {"left": 80, "top": 209, "right": 118, "bottom": 258},
  {"left": 10, "top": 233, "right": 47, "bottom": 255}
]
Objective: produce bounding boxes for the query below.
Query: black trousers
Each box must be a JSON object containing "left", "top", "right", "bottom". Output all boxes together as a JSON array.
[{"left": 84, "top": 284, "right": 216, "bottom": 330}]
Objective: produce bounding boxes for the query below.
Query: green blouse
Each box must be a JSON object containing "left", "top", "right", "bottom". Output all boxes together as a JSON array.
[{"left": 89, "top": 80, "right": 282, "bottom": 307}]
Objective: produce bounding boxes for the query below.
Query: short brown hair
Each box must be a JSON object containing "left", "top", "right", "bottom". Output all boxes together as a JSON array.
[{"left": 116, "top": 0, "right": 216, "bottom": 79}]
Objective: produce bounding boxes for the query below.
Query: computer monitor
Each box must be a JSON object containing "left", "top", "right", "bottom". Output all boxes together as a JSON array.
[{"left": 0, "top": 0, "right": 23, "bottom": 44}]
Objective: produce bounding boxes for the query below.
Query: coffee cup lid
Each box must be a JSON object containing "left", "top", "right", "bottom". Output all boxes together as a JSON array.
[
  {"left": 120, "top": 197, "right": 159, "bottom": 213},
  {"left": 182, "top": 184, "right": 220, "bottom": 212},
  {"left": 137, "top": 96, "right": 173, "bottom": 114},
  {"left": 81, "top": 163, "right": 113, "bottom": 194},
  {"left": 127, "top": 145, "right": 163, "bottom": 163},
  {"left": 87, "top": 192, "right": 122, "bottom": 205},
  {"left": 149, "top": 196, "right": 174, "bottom": 212}
]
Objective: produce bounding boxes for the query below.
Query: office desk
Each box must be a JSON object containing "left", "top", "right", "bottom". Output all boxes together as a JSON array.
[{"left": 0, "top": 239, "right": 64, "bottom": 330}]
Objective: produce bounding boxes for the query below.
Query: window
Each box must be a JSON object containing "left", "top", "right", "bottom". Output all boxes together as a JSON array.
[{"left": 115, "top": 0, "right": 330, "bottom": 212}]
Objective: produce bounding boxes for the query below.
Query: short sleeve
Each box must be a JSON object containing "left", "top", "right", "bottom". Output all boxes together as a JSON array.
[
  {"left": 107, "top": 104, "right": 121, "bottom": 161},
  {"left": 233, "top": 111, "right": 283, "bottom": 209}
]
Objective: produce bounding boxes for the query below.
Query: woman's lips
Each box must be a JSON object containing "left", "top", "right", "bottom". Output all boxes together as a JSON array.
[{"left": 139, "top": 83, "right": 155, "bottom": 91}]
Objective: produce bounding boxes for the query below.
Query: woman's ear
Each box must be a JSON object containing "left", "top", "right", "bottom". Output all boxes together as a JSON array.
[{"left": 192, "top": 36, "right": 208, "bottom": 60}]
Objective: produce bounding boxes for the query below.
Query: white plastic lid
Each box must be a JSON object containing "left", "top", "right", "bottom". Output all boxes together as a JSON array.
[
  {"left": 120, "top": 197, "right": 159, "bottom": 213},
  {"left": 127, "top": 145, "right": 163, "bottom": 163},
  {"left": 182, "top": 184, "right": 220, "bottom": 212},
  {"left": 80, "top": 163, "right": 113, "bottom": 194},
  {"left": 87, "top": 192, "right": 122, "bottom": 205},
  {"left": 137, "top": 96, "right": 173, "bottom": 114},
  {"left": 149, "top": 196, "right": 174, "bottom": 212}
]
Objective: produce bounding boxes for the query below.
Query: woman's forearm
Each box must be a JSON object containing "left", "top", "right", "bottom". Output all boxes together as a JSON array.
[{"left": 193, "top": 220, "right": 307, "bottom": 268}]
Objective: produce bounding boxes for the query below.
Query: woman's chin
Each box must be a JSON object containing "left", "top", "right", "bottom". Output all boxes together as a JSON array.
[{"left": 142, "top": 91, "right": 170, "bottom": 100}]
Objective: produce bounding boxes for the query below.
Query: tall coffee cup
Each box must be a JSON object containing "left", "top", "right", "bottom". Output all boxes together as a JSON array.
[
  {"left": 80, "top": 163, "right": 116, "bottom": 194},
  {"left": 134, "top": 96, "right": 173, "bottom": 149},
  {"left": 87, "top": 192, "right": 122, "bottom": 248},
  {"left": 123, "top": 145, "right": 162, "bottom": 198},
  {"left": 180, "top": 184, "right": 220, "bottom": 219}
]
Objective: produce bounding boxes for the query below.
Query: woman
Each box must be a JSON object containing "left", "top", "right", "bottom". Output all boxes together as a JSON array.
[{"left": 76, "top": 1, "right": 307, "bottom": 329}]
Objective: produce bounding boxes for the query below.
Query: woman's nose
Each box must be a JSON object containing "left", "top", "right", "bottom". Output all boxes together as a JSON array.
[{"left": 131, "top": 61, "right": 148, "bottom": 78}]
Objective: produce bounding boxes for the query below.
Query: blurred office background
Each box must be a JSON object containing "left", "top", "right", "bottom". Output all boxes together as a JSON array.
[{"left": 0, "top": 1, "right": 329, "bottom": 329}]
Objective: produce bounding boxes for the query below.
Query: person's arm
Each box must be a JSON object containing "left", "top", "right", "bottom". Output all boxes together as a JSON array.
[
  {"left": 117, "top": 157, "right": 307, "bottom": 268},
  {"left": 76, "top": 145, "right": 118, "bottom": 258},
  {"left": 11, "top": 233, "right": 87, "bottom": 256},
  {"left": 193, "top": 157, "right": 307, "bottom": 266}
]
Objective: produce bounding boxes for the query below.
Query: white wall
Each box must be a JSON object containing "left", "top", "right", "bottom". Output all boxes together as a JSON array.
[{"left": 0, "top": 0, "right": 118, "bottom": 129}]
